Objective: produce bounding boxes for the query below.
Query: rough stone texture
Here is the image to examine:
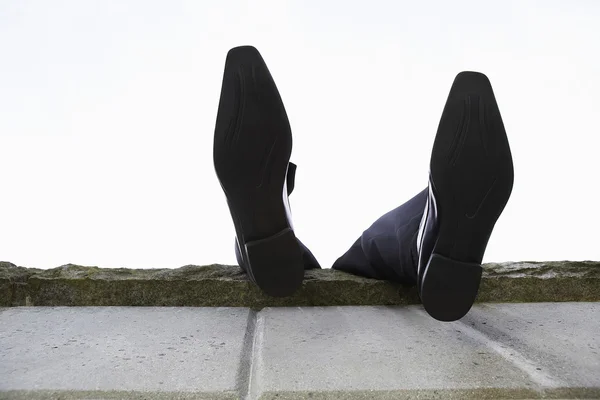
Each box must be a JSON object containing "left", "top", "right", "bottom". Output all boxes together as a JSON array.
[
  {"left": 0, "top": 307, "right": 251, "bottom": 399},
  {"left": 478, "top": 261, "right": 600, "bottom": 303},
  {"left": 0, "top": 260, "right": 598, "bottom": 307},
  {"left": 0, "top": 261, "right": 42, "bottom": 307},
  {"left": 251, "top": 304, "right": 600, "bottom": 399}
]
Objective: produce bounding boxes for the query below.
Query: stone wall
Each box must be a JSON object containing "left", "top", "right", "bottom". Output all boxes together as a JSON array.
[{"left": 1, "top": 261, "right": 599, "bottom": 307}]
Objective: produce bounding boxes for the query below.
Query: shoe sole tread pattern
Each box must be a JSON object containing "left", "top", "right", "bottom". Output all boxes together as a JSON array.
[{"left": 421, "top": 72, "right": 514, "bottom": 322}]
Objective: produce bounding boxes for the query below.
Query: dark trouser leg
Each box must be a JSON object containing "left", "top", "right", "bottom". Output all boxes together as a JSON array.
[{"left": 332, "top": 188, "right": 427, "bottom": 285}]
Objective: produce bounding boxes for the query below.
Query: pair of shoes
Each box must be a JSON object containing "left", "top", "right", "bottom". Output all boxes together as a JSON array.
[{"left": 213, "top": 46, "right": 514, "bottom": 322}]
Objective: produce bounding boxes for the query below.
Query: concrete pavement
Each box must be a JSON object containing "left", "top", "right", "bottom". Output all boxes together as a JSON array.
[{"left": 1, "top": 302, "right": 599, "bottom": 399}]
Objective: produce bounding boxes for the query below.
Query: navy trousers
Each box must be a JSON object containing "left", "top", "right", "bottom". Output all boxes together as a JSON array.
[{"left": 332, "top": 188, "right": 428, "bottom": 286}]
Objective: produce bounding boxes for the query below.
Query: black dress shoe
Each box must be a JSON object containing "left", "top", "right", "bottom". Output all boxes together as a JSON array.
[
  {"left": 232, "top": 162, "right": 322, "bottom": 272},
  {"left": 213, "top": 46, "right": 307, "bottom": 297},
  {"left": 417, "top": 71, "right": 514, "bottom": 321}
]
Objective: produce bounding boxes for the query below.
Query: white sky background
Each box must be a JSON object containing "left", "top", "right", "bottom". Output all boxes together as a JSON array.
[{"left": 1, "top": 0, "right": 599, "bottom": 270}]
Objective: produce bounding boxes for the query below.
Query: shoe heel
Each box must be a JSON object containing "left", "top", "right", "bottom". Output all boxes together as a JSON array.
[
  {"left": 245, "top": 228, "right": 304, "bottom": 297},
  {"left": 420, "top": 253, "right": 482, "bottom": 321}
]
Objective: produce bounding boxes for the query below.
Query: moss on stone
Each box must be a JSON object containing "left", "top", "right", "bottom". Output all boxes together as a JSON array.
[
  {"left": 0, "top": 261, "right": 42, "bottom": 306},
  {"left": 1, "top": 261, "right": 598, "bottom": 307}
]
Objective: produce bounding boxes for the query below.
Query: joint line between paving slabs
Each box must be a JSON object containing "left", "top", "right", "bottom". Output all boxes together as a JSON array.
[
  {"left": 454, "top": 314, "right": 565, "bottom": 390},
  {"left": 237, "top": 309, "right": 259, "bottom": 400}
]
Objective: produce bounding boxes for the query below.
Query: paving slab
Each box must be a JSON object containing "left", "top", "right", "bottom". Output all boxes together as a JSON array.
[
  {"left": 463, "top": 302, "right": 600, "bottom": 391},
  {"left": 251, "top": 304, "right": 600, "bottom": 399},
  {"left": 0, "top": 307, "right": 252, "bottom": 399},
  {"left": 2, "top": 303, "right": 599, "bottom": 399}
]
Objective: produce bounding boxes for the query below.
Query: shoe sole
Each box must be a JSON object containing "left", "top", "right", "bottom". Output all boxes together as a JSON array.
[
  {"left": 213, "top": 46, "right": 304, "bottom": 297},
  {"left": 420, "top": 71, "right": 514, "bottom": 321}
]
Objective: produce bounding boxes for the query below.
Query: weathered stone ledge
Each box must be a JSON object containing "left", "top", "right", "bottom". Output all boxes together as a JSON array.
[{"left": 1, "top": 261, "right": 599, "bottom": 308}]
